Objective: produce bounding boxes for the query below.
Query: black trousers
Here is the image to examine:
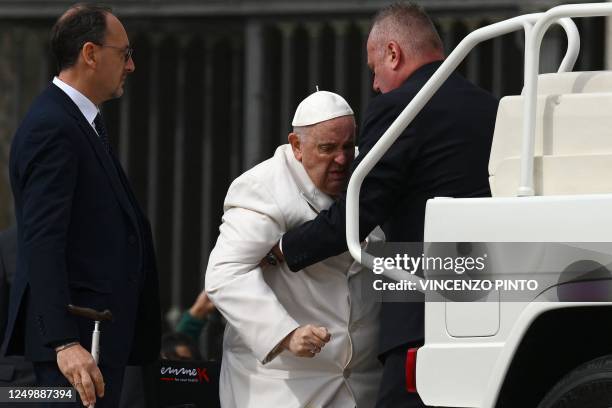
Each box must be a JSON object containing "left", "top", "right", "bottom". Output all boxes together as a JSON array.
[
  {"left": 375, "top": 345, "right": 426, "bottom": 408},
  {"left": 33, "top": 362, "right": 124, "bottom": 408}
]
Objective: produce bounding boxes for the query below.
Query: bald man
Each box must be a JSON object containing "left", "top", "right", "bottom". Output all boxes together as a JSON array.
[
  {"left": 276, "top": 3, "right": 499, "bottom": 407},
  {"left": 2, "top": 5, "right": 160, "bottom": 407}
]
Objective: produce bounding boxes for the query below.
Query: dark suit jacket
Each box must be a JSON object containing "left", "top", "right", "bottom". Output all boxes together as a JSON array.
[
  {"left": 283, "top": 61, "right": 499, "bottom": 355},
  {"left": 1, "top": 83, "right": 161, "bottom": 367}
]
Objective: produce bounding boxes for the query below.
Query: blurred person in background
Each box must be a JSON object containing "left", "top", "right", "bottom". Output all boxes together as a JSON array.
[
  {"left": 160, "top": 332, "right": 202, "bottom": 361},
  {"left": 159, "top": 291, "right": 216, "bottom": 361},
  {"left": 175, "top": 290, "right": 216, "bottom": 343}
]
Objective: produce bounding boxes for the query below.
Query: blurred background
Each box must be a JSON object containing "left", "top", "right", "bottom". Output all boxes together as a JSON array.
[{"left": 0, "top": 0, "right": 609, "bottom": 358}]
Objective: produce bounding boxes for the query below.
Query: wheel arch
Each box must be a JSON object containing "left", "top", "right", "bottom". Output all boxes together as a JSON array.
[{"left": 494, "top": 305, "right": 612, "bottom": 407}]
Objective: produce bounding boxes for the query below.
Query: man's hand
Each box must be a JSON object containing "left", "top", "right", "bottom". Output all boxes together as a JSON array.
[
  {"left": 281, "top": 325, "right": 331, "bottom": 357},
  {"left": 56, "top": 344, "right": 104, "bottom": 406},
  {"left": 260, "top": 242, "right": 285, "bottom": 267},
  {"left": 271, "top": 243, "right": 284, "bottom": 262}
]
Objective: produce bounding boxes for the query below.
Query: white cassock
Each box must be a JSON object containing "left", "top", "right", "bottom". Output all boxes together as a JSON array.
[{"left": 205, "top": 144, "right": 382, "bottom": 408}]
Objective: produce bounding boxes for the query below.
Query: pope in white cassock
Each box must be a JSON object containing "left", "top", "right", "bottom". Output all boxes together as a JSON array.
[{"left": 205, "top": 91, "right": 383, "bottom": 407}]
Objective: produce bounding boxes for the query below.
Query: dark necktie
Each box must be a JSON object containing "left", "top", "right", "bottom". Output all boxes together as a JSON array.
[{"left": 93, "top": 113, "right": 111, "bottom": 153}]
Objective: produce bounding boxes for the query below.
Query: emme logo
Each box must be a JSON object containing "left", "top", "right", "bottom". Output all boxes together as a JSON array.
[{"left": 160, "top": 365, "right": 210, "bottom": 383}]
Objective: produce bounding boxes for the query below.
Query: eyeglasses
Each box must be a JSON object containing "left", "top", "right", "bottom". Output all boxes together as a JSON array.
[{"left": 97, "top": 44, "right": 134, "bottom": 62}]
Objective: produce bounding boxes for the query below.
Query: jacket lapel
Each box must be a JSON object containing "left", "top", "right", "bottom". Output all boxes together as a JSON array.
[{"left": 48, "top": 84, "right": 140, "bottom": 232}]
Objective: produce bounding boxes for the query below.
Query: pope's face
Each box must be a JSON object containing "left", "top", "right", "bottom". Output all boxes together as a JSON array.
[{"left": 291, "top": 115, "right": 356, "bottom": 197}]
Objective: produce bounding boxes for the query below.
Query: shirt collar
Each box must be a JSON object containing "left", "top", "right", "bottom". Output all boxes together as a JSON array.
[
  {"left": 281, "top": 144, "right": 334, "bottom": 213},
  {"left": 52, "top": 77, "right": 99, "bottom": 127}
]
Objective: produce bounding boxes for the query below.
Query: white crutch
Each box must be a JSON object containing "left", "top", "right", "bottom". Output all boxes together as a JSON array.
[{"left": 67, "top": 304, "right": 113, "bottom": 408}]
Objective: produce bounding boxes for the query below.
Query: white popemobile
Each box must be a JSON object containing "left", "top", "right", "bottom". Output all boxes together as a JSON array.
[{"left": 346, "top": 3, "right": 612, "bottom": 407}]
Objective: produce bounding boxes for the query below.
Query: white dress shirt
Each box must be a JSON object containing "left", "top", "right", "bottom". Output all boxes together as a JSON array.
[{"left": 52, "top": 76, "right": 100, "bottom": 135}]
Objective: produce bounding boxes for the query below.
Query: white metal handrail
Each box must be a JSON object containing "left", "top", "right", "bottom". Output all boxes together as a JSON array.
[
  {"left": 346, "top": 12, "right": 580, "bottom": 274},
  {"left": 519, "top": 2, "right": 612, "bottom": 196}
]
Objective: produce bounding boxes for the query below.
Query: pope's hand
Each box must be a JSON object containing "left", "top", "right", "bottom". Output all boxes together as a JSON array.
[
  {"left": 282, "top": 325, "right": 331, "bottom": 357},
  {"left": 56, "top": 344, "right": 104, "bottom": 406}
]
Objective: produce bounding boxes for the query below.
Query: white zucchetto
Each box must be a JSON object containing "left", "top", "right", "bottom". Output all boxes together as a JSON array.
[{"left": 292, "top": 91, "right": 354, "bottom": 126}]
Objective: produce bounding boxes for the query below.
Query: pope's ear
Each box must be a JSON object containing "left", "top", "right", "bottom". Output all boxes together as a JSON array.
[{"left": 288, "top": 133, "right": 303, "bottom": 162}]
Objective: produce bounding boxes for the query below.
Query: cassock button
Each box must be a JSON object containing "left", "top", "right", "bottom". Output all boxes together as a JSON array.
[
  {"left": 128, "top": 235, "right": 137, "bottom": 245},
  {"left": 343, "top": 368, "right": 351, "bottom": 379}
]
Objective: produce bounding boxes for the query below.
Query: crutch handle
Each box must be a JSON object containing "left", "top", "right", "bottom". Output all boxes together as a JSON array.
[{"left": 67, "top": 304, "right": 113, "bottom": 322}]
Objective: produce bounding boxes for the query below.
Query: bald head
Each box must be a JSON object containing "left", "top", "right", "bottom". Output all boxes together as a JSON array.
[
  {"left": 369, "top": 2, "right": 443, "bottom": 60},
  {"left": 366, "top": 2, "right": 444, "bottom": 93}
]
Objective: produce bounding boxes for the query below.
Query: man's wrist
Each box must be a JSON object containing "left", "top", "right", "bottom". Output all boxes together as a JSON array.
[
  {"left": 263, "top": 329, "right": 295, "bottom": 364},
  {"left": 281, "top": 328, "right": 296, "bottom": 350},
  {"left": 54, "top": 341, "right": 80, "bottom": 353}
]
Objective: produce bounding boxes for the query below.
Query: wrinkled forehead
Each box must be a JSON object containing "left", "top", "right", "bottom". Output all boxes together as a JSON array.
[{"left": 309, "top": 115, "right": 356, "bottom": 143}]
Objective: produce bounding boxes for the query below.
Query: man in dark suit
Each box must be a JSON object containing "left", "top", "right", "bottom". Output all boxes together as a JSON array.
[
  {"left": 2, "top": 4, "right": 161, "bottom": 407},
  {"left": 275, "top": 3, "right": 499, "bottom": 407}
]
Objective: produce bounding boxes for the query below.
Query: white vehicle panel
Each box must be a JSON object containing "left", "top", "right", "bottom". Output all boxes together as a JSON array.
[
  {"left": 417, "top": 342, "right": 503, "bottom": 407},
  {"left": 420, "top": 195, "right": 612, "bottom": 406},
  {"left": 424, "top": 194, "right": 612, "bottom": 242}
]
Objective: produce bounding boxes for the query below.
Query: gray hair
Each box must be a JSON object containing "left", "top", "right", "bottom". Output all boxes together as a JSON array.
[
  {"left": 370, "top": 2, "right": 443, "bottom": 59},
  {"left": 292, "top": 125, "right": 313, "bottom": 141}
]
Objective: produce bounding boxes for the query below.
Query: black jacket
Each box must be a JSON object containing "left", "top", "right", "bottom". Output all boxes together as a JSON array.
[
  {"left": 282, "top": 61, "right": 499, "bottom": 354},
  {"left": 1, "top": 83, "right": 161, "bottom": 367}
]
